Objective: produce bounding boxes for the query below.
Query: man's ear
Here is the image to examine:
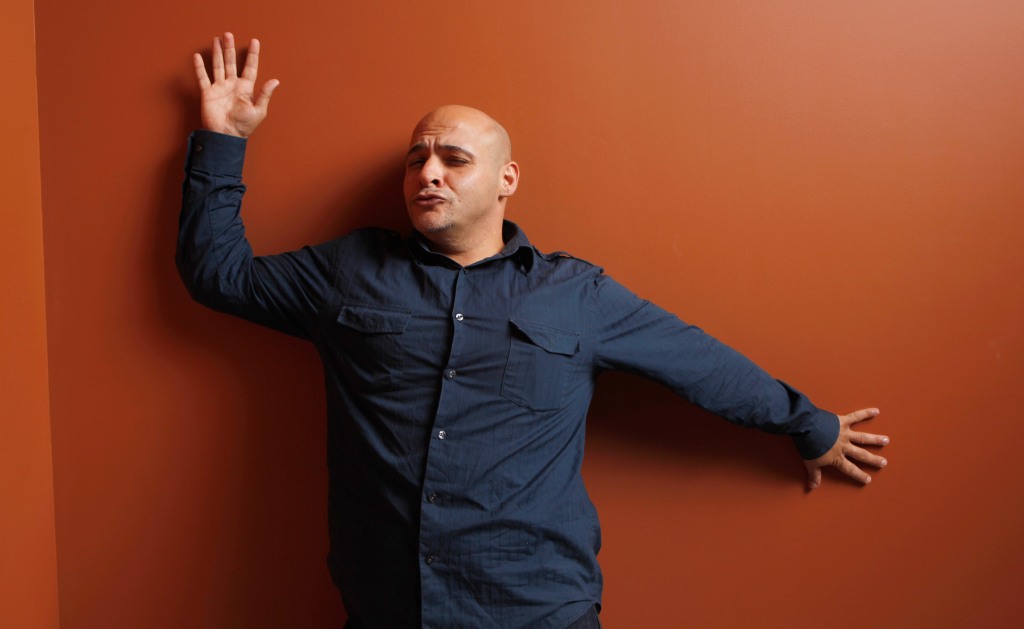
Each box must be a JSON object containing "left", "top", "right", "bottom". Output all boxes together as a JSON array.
[{"left": 499, "top": 161, "right": 520, "bottom": 198}]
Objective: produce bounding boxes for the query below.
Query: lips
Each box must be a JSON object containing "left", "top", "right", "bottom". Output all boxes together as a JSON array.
[{"left": 412, "top": 190, "right": 450, "bottom": 205}]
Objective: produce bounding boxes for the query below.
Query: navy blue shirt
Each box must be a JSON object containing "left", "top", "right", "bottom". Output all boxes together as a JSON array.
[{"left": 177, "top": 130, "right": 839, "bottom": 628}]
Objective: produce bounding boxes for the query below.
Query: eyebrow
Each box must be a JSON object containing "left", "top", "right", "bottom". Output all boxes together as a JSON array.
[{"left": 406, "top": 143, "right": 476, "bottom": 159}]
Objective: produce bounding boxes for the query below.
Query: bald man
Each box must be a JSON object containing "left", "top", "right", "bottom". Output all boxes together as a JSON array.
[
  {"left": 404, "top": 105, "right": 520, "bottom": 265},
  {"left": 179, "top": 34, "right": 888, "bottom": 629}
]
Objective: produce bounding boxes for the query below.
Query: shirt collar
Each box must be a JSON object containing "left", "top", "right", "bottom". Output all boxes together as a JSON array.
[{"left": 409, "top": 220, "right": 537, "bottom": 273}]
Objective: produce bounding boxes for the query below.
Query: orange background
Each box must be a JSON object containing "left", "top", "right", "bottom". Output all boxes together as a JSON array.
[
  {"left": 7, "top": 0, "right": 1023, "bottom": 626},
  {"left": 1, "top": 0, "right": 60, "bottom": 627}
]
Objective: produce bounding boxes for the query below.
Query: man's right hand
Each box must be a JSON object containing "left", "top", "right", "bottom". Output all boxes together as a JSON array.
[{"left": 193, "top": 32, "right": 279, "bottom": 138}]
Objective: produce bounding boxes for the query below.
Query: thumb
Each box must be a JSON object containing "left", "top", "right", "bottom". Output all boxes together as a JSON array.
[
  {"left": 255, "top": 79, "right": 280, "bottom": 112},
  {"left": 806, "top": 464, "right": 822, "bottom": 491}
]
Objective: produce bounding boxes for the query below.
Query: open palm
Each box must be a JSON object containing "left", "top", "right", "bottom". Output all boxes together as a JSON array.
[{"left": 193, "top": 32, "right": 279, "bottom": 138}]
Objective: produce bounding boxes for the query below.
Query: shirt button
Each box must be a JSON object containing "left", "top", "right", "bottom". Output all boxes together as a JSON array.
[
  {"left": 437, "top": 430, "right": 446, "bottom": 440},
  {"left": 426, "top": 492, "right": 437, "bottom": 503},
  {"left": 445, "top": 368, "right": 456, "bottom": 380},
  {"left": 455, "top": 313, "right": 464, "bottom": 321},
  {"left": 425, "top": 555, "right": 436, "bottom": 565}
]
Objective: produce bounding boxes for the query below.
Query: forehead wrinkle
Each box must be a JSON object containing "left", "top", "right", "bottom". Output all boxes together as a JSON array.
[
  {"left": 405, "top": 141, "right": 477, "bottom": 162},
  {"left": 411, "top": 106, "right": 512, "bottom": 165}
]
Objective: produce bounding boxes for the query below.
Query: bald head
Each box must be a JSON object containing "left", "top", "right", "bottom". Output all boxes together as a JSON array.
[{"left": 410, "top": 105, "right": 512, "bottom": 165}]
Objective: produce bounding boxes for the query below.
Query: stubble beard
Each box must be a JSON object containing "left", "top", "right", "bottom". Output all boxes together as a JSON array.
[{"left": 411, "top": 204, "right": 457, "bottom": 234}]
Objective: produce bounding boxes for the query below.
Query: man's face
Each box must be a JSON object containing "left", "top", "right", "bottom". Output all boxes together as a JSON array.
[{"left": 403, "top": 108, "right": 513, "bottom": 237}]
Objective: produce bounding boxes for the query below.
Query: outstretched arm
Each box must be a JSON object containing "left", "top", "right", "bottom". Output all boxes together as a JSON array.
[
  {"left": 193, "top": 32, "right": 279, "bottom": 137},
  {"left": 588, "top": 276, "right": 892, "bottom": 488},
  {"left": 804, "top": 408, "right": 888, "bottom": 490}
]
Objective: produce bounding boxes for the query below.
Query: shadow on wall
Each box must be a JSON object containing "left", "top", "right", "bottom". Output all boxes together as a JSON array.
[
  {"left": 587, "top": 372, "right": 800, "bottom": 485},
  {"left": 131, "top": 76, "right": 409, "bottom": 625}
]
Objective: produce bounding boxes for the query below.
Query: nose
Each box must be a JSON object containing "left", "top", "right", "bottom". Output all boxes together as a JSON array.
[{"left": 420, "top": 155, "right": 443, "bottom": 188}]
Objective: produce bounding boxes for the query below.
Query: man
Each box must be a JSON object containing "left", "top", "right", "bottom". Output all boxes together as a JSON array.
[{"left": 179, "top": 33, "right": 889, "bottom": 628}]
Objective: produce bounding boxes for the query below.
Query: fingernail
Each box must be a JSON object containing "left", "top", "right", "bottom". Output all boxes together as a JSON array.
[
  {"left": 864, "top": 476, "right": 872, "bottom": 484},
  {"left": 880, "top": 458, "right": 887, "bottom": 467},
  {"left": 882, "top": 436, "right": 890, "bottom": 445}
]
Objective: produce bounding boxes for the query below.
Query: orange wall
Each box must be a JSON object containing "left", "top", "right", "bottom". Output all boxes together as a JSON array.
[
  {"left": 33, "top": 1, "right": 1023, "bottom": 627},
  {"left": 0, "top": 0, "right": 61, "bottom": 626}
]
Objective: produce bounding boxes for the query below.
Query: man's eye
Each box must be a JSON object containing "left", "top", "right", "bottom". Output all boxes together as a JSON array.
[
  {"left": 407, "top": 159, "right": 424, "bottom": 167},
  {"left": 446, "top": 158, "right": 469, "bottom": 165}
]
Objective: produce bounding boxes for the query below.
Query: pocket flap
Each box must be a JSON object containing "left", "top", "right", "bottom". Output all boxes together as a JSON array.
[
  {"left": 337, "top": 305, "right": 411, "bottom": 334},
  {"left": 509, "top": 318, "right": 579, "bottom": 356}
]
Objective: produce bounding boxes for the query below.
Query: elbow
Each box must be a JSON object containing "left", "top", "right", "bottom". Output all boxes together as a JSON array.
[{"left": 175, "top": 247, "right": 229, "bottom": 311}]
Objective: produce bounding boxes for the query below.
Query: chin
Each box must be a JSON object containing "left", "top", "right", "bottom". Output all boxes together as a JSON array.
[
  {"left": 409, "top": 211, "right": 454, "bottom": 234},
  {"left": 418, "top": 222, "right": 454, "bottom": 235}
]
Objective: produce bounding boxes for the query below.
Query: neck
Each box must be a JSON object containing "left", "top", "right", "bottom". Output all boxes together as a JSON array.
[{"left": 422, "top": 228, "right": 506, "bottom": 267}]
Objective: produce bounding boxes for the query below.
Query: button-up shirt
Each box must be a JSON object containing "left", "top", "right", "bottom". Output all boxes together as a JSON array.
[{"left": 177, "top": 130, "right": 839, "bottom": 629}]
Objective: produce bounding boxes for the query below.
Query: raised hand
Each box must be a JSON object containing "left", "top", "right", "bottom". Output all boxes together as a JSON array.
[
  {"left": 804, "top": 408, "right": 889, "bottom": 490},
  {"left": 193, "top": 32, "right": 279, "bottom": 138}
]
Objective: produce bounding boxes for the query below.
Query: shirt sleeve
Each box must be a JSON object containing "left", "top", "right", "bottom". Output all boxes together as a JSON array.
[
  {"left": 176, "top": 130, "right": 333, "bottom": 339},
  {"left": 588, "top": 272, "right": 839, "bottom": 460}
]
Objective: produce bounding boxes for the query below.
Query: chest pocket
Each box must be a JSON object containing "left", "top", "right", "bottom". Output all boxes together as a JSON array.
[
  {"left": 335, "top": 304, "right": 411, "bottom": 392},
  {"left": 501, "top": 318, "right": 580, "bottom": 412}
]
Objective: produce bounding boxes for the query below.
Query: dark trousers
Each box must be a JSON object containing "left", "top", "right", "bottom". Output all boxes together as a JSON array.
[{"left": 343, "top": 604, "right": 601, "bottom": 628}]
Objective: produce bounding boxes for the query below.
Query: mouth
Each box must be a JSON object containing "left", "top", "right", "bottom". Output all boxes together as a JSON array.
[{"left": 411, "top": 190, "right": 449, "bottom": 206}]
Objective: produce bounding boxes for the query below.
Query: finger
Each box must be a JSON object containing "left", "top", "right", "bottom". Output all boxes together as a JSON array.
[
  {"left": 842, "top": 408, "right": 880, "bottom": 426},
  {"left": 834, "top": 456, "right": 872, "bottom": 485},
  {"left": 255, "top": 79, "right": 280, "bottom": 112},
  {"left": 806, "top": 465, "right": 822, "bottom": 490},
  {"left": 849, "top": 429, "right": 890, "bottom": 447},
  {"left": 193, "top": 53, "right": 211, "bottom": 90},
  {"left": 212, "top": 36, "right": 224, "bottom": 82},
  {"left": 224, "top": 32, "right": 237, "bottom": 77},
  {"left": 241, "top": 38, "right": 260, "bottom": 81},
  {"left": 843, "top": 443, "right": 888, "bottom": 469}
]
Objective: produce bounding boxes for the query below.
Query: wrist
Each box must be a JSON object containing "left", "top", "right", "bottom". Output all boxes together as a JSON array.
[{"left": 203, "top": 124, "right": 249, "bottom": 139}]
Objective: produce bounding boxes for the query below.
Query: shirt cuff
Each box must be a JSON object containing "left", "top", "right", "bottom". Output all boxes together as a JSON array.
[
  {"left": 792, "top": 410, "right": 840, "bottom": 460},
  {"left": 185, "top": 130, "right": 247, "bottom": 176}
]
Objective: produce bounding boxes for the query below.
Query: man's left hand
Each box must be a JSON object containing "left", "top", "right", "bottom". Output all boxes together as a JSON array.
[{"left": 805, "top": 408, "right": 888, "bottom": 490}]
